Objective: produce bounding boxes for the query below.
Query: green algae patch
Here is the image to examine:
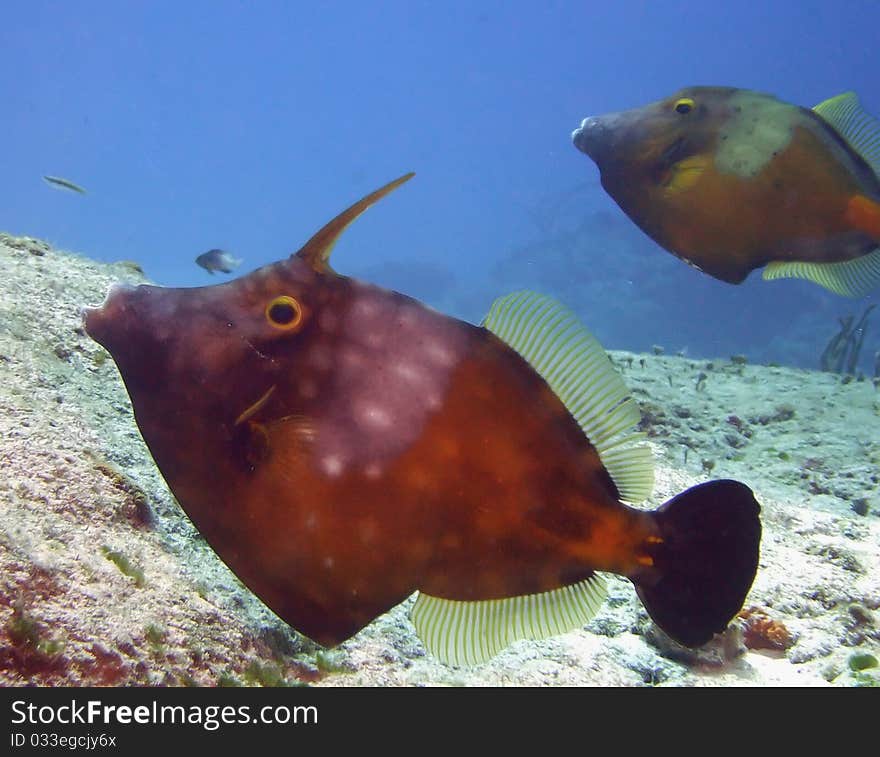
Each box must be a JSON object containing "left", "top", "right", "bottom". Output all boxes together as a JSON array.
[
  {"left": 144, "top": 623, "right": 166, "bottom": 647},
  {"left": 218, "top": 672, "right": 243, "bottom": 687},
  {"left": 244, "top": 660, "right": 308, "bottom": 687},
  {"left": 315, "top": 649, "right": 349, "bottom": 673},
  {"left": 848, "top": 653, "right": 879, "bottom": 672},
  {"left": 101, "top": 546, "right": 146, "bottom": 587},
  {"left": 7, "top": 603, "right": 65, "bottom": 659}
]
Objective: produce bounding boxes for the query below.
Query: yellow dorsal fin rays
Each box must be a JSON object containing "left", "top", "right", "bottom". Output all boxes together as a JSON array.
[
  {"left": 411, "top": 575, "right": 607, "bottom": 666},
  {"left": 763, "top": 248, "right": 880, "bottom": 297},
  {"left": 482, "top": 291, "right": 654, "bottom": 503},
  {"left": 813, "top": 93, "right": 880, "bottom": 176},
  {"left": 661, "top": 155, "right": 709, "bottom": 195},
  {"left": 294, "top": 172, "right": 415, "bottom": 274}
]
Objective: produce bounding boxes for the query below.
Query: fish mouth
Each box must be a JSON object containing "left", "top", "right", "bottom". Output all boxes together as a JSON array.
[
  {"left": 81, "top": 282, "right": 137, "bottom": 349},
  {"left": 571, "top": 116, "right": 606, "bottom": 159}
]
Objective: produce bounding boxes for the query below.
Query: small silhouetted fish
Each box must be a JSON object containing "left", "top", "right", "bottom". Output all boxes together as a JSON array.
[
  {"left": 83, "top": 174, "right": 761, "bottom": 666},
  {"left": 196, "top": 248, "right": 242, "bottom": 274},
  {"left": 43, "top": 175, "right": 87, "bottom": 194},
  {"left": 572, "top": 87, "right": 880, "bottom": 297}
]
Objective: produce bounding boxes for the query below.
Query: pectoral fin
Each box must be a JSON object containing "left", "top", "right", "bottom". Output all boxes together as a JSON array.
[{"left": 660, "top": 155, "right": 710, "bottom": 195}]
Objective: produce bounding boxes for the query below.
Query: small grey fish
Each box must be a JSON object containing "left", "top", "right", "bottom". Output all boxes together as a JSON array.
[
  {"left": 43, "top": 175, "right": 87, "bottom": 194},
  {"left": 195, "top": 248, "right": 242, "bottom": 274}
]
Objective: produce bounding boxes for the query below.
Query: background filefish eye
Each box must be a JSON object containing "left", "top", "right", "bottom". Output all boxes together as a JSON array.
[
  {"left": 674, "top": 98, "right": 694, "bottom": 114},
  {"left": 265, "top": 295, "right": 303, "bottom": 330}
]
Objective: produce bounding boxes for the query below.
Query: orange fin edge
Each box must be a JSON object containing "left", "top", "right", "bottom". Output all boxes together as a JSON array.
[{"left": 845, "top": 195, "right": 880, "bottom": 240}]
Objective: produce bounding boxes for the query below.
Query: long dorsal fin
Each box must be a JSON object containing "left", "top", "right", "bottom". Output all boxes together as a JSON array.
[
  {"left": 483, "top": 291, "right": 654, "bottom": 503},
  {"left": 412, "top": 574, "right": 607, "bottom": 666},
  {"left": 813, "top": 92, "right": 880, "bottom": 176},
  {"left": 294, "top": 172, "right": 415, "bottom": 273}
]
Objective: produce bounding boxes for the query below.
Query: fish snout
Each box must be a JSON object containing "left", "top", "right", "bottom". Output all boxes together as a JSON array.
[
  {"left": 571, "top": 116, "right": 609, "bottom": 159},
  {"left": 81, "top": 282, "right": 138, "bottom": 348}
]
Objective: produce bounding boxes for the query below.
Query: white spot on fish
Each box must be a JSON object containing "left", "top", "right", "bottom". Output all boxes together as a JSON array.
[
  {"left": 307, "top": 345, "right": 333, "bottom": 370},
  {"left": 341, "top": 347, "right": 367, "bottom": 370},
  {"left": 363, "top": 463, "right": 383, "bottom": 480},
  {"left": 425, "top": 341, "right": 455, "bottom": 366},
  {"left": 393, "top": 361, "right": 423, "bottom": 383},
  {"left": 352, "top": 297, "right": 380, "bottom": 318},
  {"left": 715, "top": 91, "right": 794, "bottom": 178},
  {"left": 305, "top": 512, "right": 318, "bottom": 531},
  {"left": 322, "top": 455, "right": 344, "bottom": 477},
  {"left": 396, "top": 306, "right": 420, "bottom": 329},
  {"left": 360, "top": 403, "right": 392, "bottom": 429},
  {"left": 299, "top": 378, "right": 318, "bottom": 399},
  {"left": 323, "top": 556, "right": 335, "bottom": 569}
]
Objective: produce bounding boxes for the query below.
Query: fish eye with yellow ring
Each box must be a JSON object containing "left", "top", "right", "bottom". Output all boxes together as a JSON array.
[
  {"left": 674, "top": 97, "right": 695, "bottom": 114},
  {"left": 265, "top": 295, "right": 304, "bottom": 331}
]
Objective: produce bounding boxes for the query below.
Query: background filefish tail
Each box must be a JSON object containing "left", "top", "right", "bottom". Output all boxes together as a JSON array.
[
  {"left": 411, "top": 575, "right": 607, "bottom": 667},
  {"left": 762, "top": 249, "right": 880, "bottom": 297},
  {"left": 634, "top": 479, "right": 761, "bottom": 647}
]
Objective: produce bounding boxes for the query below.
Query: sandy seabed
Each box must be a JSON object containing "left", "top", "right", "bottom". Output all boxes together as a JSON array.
[{"left": 0, "top": 233, "right": 877, "bottom": 687}]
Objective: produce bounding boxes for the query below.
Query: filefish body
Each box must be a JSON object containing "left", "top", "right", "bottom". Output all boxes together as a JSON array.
[
  {"left": 196, "top": 248, "right": 242, "bottom": 274},
  {"left": 572, "top": 87, "right": 880, "bottom": 297},
  {"left": 83, "top": 175, "right": 761, "bottom": 665}
]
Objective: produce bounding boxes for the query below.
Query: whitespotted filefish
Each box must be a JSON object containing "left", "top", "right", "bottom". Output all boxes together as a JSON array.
[
  {"left": 83, "top": 174, "right": 761, "bottom": 666},
  {"left": 573, "top": 87, "right": 880, "bottom": 297}
]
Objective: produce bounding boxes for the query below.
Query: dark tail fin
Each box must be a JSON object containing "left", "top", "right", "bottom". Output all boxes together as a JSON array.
[{"left": 635, "top": 479, "right": 761, "bottom": 647}]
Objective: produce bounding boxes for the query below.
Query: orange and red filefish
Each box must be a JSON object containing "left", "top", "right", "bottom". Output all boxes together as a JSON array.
[
  {"left": 572, "top": 87, "right": 880, "bottom": 297},
  {"left": 83, "top": 175, "right": 761, "bottom": 666}
]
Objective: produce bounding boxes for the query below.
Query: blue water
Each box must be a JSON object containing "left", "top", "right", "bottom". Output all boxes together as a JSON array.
[{"left": 3, "top": 0, "right": 878, "bottom": 370}]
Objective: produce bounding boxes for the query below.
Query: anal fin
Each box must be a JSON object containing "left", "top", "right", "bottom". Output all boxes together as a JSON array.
[
  {"left": 411, "top": 575, "right": 607, "bottom": 666},
  {"left": 762, "top": 248, "right": 880, "bottom": 297}
]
